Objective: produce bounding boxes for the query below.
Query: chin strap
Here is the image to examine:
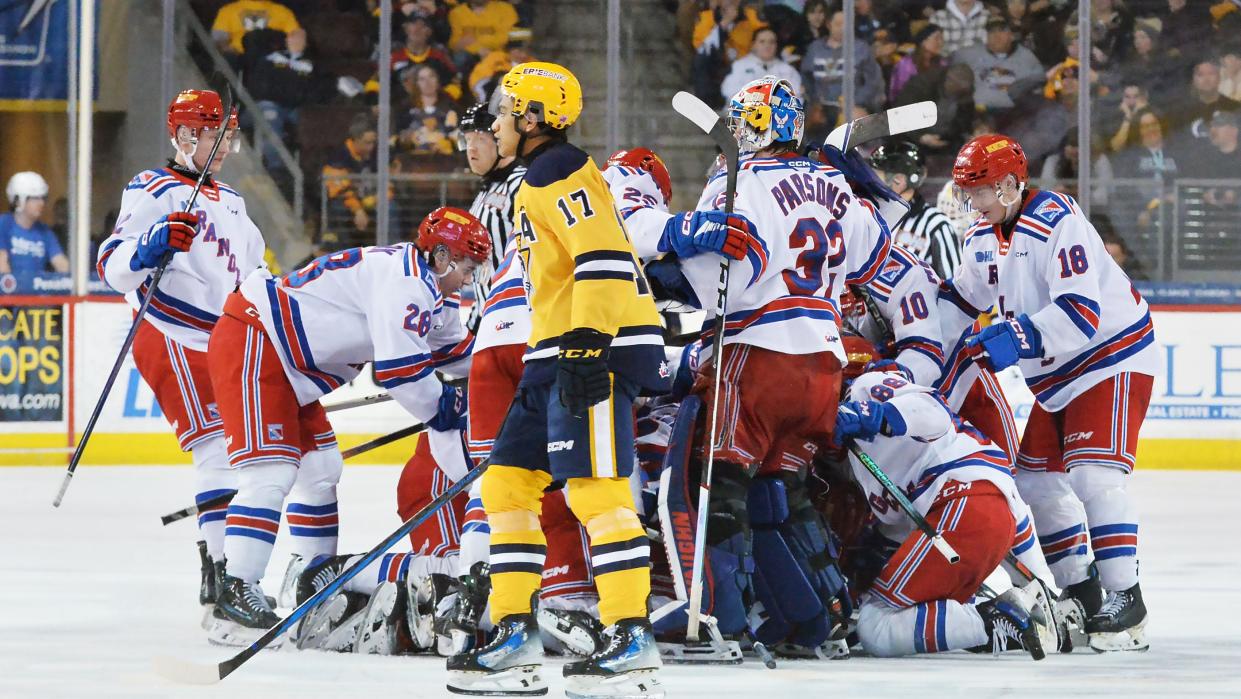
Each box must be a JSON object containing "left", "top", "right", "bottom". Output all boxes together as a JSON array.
[{"left": 997, "top": 180, "right": 1026, "bottom": 209}]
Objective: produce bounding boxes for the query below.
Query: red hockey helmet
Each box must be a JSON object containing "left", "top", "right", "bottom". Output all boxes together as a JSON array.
[
  {"left": 952, "top": 134, "right": 1028, "bottom": 189},
  {"left": 841, "top": 333, "right": 879, "bottom": 389},
  {"left": 167, "top": 89, "right": 238, "bottom": 139},
  {"left": 606, "top": 147, "right": 673, "bottom": 205},
  {"left": 417, "top": 207, "right": 492, "bottom": 263}
]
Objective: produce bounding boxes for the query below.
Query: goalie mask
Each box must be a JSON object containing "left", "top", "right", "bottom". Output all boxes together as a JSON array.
[{"left": 726, "top": 76, "right": 804, "bottom": 153}]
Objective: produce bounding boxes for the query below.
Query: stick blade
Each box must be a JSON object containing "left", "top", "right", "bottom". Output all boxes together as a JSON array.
[
  {"left": 153, "top": 655, "right": 223, "bottom": 685},
  {"left": 885, "top": 101, "right": 937, "bottom": 137},
  {"left": 672, "top": 91, "right": 719, "bottom": 135}
]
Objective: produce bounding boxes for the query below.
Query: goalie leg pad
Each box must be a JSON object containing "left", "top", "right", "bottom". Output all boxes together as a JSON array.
[
  {"left": 747, "top": 477, "right": 827, "bottom": 647},
  {"left": 778, "top": 473, "right": 853, "bottom": 623}
]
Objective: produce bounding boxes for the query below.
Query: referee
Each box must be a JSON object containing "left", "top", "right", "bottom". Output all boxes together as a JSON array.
[
  {"left": 869, "top": 139, "right": 962, "bottom": 279},
  {"left": 458, "top": 102, "right": 526, "bottom": 332}
]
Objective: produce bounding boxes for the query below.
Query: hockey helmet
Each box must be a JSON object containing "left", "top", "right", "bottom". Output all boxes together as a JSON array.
[
  {"left": 869, "top": 138, "right": 926, "bottom": 186},
  {"left": 167, "top": 89, "right": 239, "bottom": 152},
  {"left": 457, "top": 102, "right": 496, "bottom": 150},
  {"left": 417, "top": 207, "right": 492, "bottom": 264},
  {"left": 606, "top": 147, "right": 673, "bottom": 204},
  {"left": 6, "top": 171, "right": 49, "bottom": 209},
  {"left": 500, "top": 61, "right": 583, "bottom": 130},
  {"left": 952, "top": 134, "right": 1027, "bottom": 189},
  {"left": 726, "top": 76, "right": 804, "bottom": 153}
]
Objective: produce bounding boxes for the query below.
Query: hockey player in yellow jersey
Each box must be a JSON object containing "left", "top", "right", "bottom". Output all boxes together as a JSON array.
[{"left": 447, "top": 62, "right": 668, "bottom": 699}]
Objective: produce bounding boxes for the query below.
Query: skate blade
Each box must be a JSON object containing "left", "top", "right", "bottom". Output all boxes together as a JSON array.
[
  {"left": 355, "top": 582, "right": 402, "bottom": 655},
  {"left": 1089, "top": 620, "right": 1149, "bottom": 653},
  {"left": 200, "top": 604, "right": 216, "bottom": 631},
  {"left": 565, "top": 669, "right": 664, "bottom": 699},
  {"left": 277, "top": 554, "right": 308, "bottom": 609},
  {"left": 537, "top": 608, "right": 600, "bottom": 656},
  {"left": 206, "top": 616, "right": 284, "bottom": 649},
  {"left": 1054, "top": 598, "right": 1087, "bottom": 653},
  {"left": 447, "top": 665, "right": 547, "bottom": 696},
  {"left": 657, "top": 640, "right": 742, "bottom": 665}
]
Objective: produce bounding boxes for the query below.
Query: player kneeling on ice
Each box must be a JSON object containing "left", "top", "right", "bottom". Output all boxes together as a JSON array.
[
  {"left": 205, "top": 207, "right": 489, "bottom": 645},
  {"left": 834, "top": 364, "right": 1053, "bottom": 659}
]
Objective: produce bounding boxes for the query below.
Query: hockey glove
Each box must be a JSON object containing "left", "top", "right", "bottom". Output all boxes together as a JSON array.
[
  {"left": 131, "top": 212, "right": 199, "bottom": 270},
  {"left": 659, "top": 210, "right": 752, "bottom": 261},
  {"left": 863, "top": 359, "right": 914, "bottom": 382},
  {"left": 833, "top": 400, "right": 907, "bottom": 445},
  {"left": 428, "top": 384, "right": 468, "bottom": 432},
  {"left": 964, "top": 314, "right": 1043, "bottom": 371},
  {"left": 556, "top": 328, "right": 613, "bottom": 417}
]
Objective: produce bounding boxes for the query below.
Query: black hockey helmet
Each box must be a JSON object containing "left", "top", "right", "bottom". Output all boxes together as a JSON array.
[
  {"left": 457, "top": 103, "right": 496, "bottom": 151},
  {"left": 869, "top": 138, "right": 926, "bottom": 186}
]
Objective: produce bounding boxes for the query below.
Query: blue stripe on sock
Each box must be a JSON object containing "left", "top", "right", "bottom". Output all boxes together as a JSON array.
[
  {"left": 225, "top": 527, "right": 277, "bottom": 544},
  {"left": 288, "top": 526, "right": 339, "bottom": 537},
  {"left": 286, "top": 502, "right": 338, "bottom": 515}
]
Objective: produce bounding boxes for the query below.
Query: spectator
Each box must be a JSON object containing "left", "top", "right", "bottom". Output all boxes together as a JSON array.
[
  {"left": 321, "top": 117, "right": 380, "bottom": 250},
  {"left": 1, "top": 172, "right": 68, "bottom": 287},
  {"left": 1008, "top": 0, "right": 1074, "bottom": 68},
  {"left": 758, "top": 1, "right": 810, "bottom": 66},
  {"left": 871, "top": 26, "right": 902, "bottom": 83},
  {"left": 1113, "top": 107, "right": 1181, "bottom": 231},
  {"left": 1106, "top": 83, "right": 1151, "bottom": 152},
  {"left": 1039, "top": 127, "right": 1115, "bottom": 208},
  {"left": 691, "top": 0, "right": 767, "bottom": 107},
  {"left": 50, "top": 196, "right": 68, "bottom": 251},
  {"left": 721, "top": 26, "right": 802, "bottom": 101},
  {"left": 468, "top": 28, "right": 533, "bottom": 102},
  {"left": 447, "top": 0, "right": 518, "bottom": 66},
  {"left": 888, "top": 23, "right": 945, "bottom": 104},
  {"left": 951, "top": 17, "right": 1044, "bottom": 114},
  {"left": 396, "top": 65, "right": 460, "bottom": 158},
  {"left": 801, "top": 0, "right": 830, "bottom": 48},
  {"left": 1161, "top": 0, "right": 1214, "bottom": 63},
  {"left": 211, "top": 0, "right": 300, "bottom": 56},
  {"left": 930, "top": 0, "right": 990, "bottom": 56},
  {"left": 1089, "top": 0, "right": 1135, "bottom": 65},
  {"left": 1170, "top": 58, "right": 1241, "bottom": 141},
  {"left": 1219, "top": 43, "right": 1241, "bottom": 102},
  {"left": 374, "top": 0, "right": 451, "bottom": 47},
  {"left": 801, "top": 9, "right": 884, "bottom": 137},
  {"left": 853, "top": 0, "right": 883, "bottom": 45},
  {"left": 391, "top": 14, "right": 460, "bottom": 99},
  {"left": 1007, "top": 60, "right": 1080, "bottom": 170},
  {"left": 1096, "top": 214, "right": 1147, "bottom": 280},
  {"left": 245, "top": 28, "right": 325, "bottom": 170},
  {"left": 1117, "top": 18, "right": 1178, "bottom": 106},
  {"left": 1188, "top": 109, "right": 1241, "bottom": 205},
  {"left": 894, "top": 63, "right": 976, "bottom": 154}
]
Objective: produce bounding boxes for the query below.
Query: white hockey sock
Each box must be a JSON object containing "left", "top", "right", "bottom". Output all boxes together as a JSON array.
[
  {"left": 1009, "top": 500, "right": 1055, "bottom": 587},
  {"left": 458, "top": 479, "right": 490, "bottom": 577},
  {"left": 286, "top": 448, "right": 344, "bottom": 560},
  {"left": 192, "top": 437, "right": 236, "bottom": 560},
  {"left": 224, "top": 461, "right": 297, "bottom": 583},
  {"left": 1016, "top": 468, "right": 1092, "bottom": 589},
  {"left": 857, "top": 599, "right": 987, "bottom": 657},
  {"left": 1069, "top": 465, "right": 1139, "bottom": 591}
]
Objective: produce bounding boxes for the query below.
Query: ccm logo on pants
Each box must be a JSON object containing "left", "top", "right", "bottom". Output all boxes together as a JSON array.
[{"left": 548, "top": 440, "right": 576, "bottom": 453}]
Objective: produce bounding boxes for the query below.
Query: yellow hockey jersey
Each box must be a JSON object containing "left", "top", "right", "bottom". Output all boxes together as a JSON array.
[{"left": 514, "top": 141, "right": 669, "bottom": 392}]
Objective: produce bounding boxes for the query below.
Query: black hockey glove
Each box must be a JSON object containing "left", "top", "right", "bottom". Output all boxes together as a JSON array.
[{"left": 556, "top": 328, "right": 613, "bottom": 417}]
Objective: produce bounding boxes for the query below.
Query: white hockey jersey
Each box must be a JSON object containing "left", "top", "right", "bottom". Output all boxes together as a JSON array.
[
  {"left": 939, "top": 190, "right": 1158, "bottom": 411},
  {"left": 97, "top": 167, "right": 267, "bottom": 351},
  {"left": 685, "top": 154, "right": 892, "bottom": 360},
  {"left": 842, "top": 244, "right": 946, "bottom": 386},
  {"left": 473, "top": 238, "right": 531, "bottom": 354},
  {"left": 844, "top": 373, "right": 1021, "bottom": 542},
  {"left": 602, "top": 164, "right": 673, "bottom": 260},
  {"left": 237, "top": 244, "right": 466, "bottom": 422}
]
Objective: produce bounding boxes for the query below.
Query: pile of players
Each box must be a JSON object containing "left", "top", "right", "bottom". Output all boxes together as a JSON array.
[{"left": 101, "top": 62, "right": 1156, "bottom": 699}]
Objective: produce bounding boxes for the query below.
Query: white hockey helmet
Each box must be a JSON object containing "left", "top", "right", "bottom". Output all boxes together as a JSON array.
[
  {"left": 6, "top": 171, "right": 49, "bottom": 209},
  {"left": 847, "top": 370, "right": 928, "bottom": 404}
]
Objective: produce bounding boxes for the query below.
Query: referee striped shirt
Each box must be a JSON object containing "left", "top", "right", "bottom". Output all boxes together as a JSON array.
[
  {"left": 467, "top": 161, "right": 526, "bottom": 331},
  {"left": 893, "top": 192, "right": 962, "bottom": 280}
]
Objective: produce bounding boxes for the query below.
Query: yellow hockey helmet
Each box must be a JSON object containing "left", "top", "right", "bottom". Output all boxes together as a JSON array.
[{"left": 500, "top": 61, "right": 583, "bottom": 129}]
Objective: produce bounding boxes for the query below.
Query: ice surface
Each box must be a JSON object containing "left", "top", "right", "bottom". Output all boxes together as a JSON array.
[{"left": 2, "top": 466, "right": 1239, "bottom": 698}]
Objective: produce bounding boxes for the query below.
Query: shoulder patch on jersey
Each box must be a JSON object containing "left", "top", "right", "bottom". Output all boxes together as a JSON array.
[
  {"left": 522, "top": 142, "right": 590, "bottom": 188},
  {"left": 1026, "top": 190, "right": 1074, "bottom": 225}
]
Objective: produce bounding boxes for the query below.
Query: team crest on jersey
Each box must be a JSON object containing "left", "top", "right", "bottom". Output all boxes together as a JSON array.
[
  {"left": 658, "top": 360, "right": 671, "bottom": 379},
  {"left": 1033, "top": 198, "right": 1065, "bottom": 223},
  {"left": 206, "top": 403, "right": 220, "bottom": 421},
  {"left": 267, "top": 424, "right": 284, "bottom": 441},
  {"left": 877, "top": 257, "right": 908, "bottom": 285}
]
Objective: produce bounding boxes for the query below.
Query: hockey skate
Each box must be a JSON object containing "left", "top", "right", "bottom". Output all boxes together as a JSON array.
[
  {"left": 447, "top": 612, "right": 547, "bottom": 696},
  {"left": 198, "top": 542, "right": 218, "bottom": 631},
  {"left": 1021, "top": 579, "right": 1071, "bottom": 653},
  {"left": 209, "top": 574, "right": 283, "bottom": 647},
  {"left": 277, "top": 553, "right": 310, "bottom": 608},
  {"left": 407, "top": 573, "right": 458, "bottom": 655},
  {"left": 1059, "top": 564, "right": 1105, "bottom": 618},
  {"left": 563, "top": 617, "right": 664, "bottom": 699},
  {"left": 537, "top": 607, "right": 606, "bottom": 656},
  {"left": 972, "top": 588, "right": 1046, "bottom": 660},
  {"left": 354, "top": 580, "right": 412, "bottom": 655},
  {"left": 444, "top": 562, "right": 491, "bottom": 654},
  {"left": 1086, "top": 583, "right": 1148, "bottom": 652},
  {"left": 296, "top": 589, "right": 369, "bottom": 652},
  {"left": 295, "top": 554, "right": 352, "bottom": 605}
]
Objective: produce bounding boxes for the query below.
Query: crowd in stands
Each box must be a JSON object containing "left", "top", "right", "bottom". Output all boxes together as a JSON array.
[{"left": 683, "top": 0, "right": 1241, "bottom": 275}]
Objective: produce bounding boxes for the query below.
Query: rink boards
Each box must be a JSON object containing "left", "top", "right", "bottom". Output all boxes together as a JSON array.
[{"left": 2, "top": 297, "right": 1239, "bottom": 469}]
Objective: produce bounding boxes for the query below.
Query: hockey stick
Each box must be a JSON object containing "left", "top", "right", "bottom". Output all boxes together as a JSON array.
[
  {"left": 847, "top": 445, "right": 960, "bottom": 564},
  {"left": 54, "top": 88, "right": 237, "bottom": 508},
  {"left": 154, "top": 454, "right": 489, "bottom": 684},
  {"left": 159, "top": 422, "right": 425, "bottom": 525},
  {"left": 824, "top": 101, "right": 937, "bottom": 152},
  {"left": 672, "top": 91, "right": 739, "bottom": 642},
  {"left": 324, "top": 392, "right": 392, "bottom": 413}
]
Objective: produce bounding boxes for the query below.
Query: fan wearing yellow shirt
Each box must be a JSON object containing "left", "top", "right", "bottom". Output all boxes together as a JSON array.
[
  {"left": 211, "top": 0, "right": 300, "bottom": 55},
  {"left": 446, "top": 62, "right": 667, "bottom": 699}
]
